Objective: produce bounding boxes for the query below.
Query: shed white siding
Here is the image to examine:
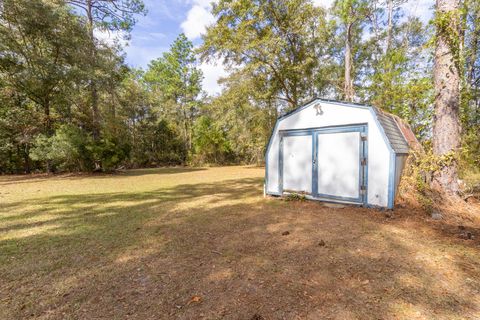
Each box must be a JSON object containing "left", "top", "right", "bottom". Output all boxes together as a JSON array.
[{"left": 266, "top": 100, "right": 396, "bottom": 208}]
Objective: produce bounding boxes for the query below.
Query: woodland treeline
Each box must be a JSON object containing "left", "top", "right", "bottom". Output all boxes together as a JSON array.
[{"left": 0, "top": 0, "right": 478, "bottom": 182}]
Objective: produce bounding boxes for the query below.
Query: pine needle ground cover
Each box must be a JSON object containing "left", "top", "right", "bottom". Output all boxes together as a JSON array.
[{"left": 1, "top": 166, "right": 479, "bottom": 319}]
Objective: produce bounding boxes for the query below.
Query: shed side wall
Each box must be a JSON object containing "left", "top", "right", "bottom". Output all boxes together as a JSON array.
[{"left": 395, "top": 154, "right": 408, "bottom": 197}]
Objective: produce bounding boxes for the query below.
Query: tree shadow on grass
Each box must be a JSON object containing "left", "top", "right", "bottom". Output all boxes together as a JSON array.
[
  {"left": 118, "top": 167, "right": 207, "bottom": 177},
  {"left": 1, "top": 177, "right": 480, "bottom": 319},
  {"left": 0, "top": 176, "right": 263, "bottom": 232},
  {"left": 0, "top": 167, "right": 207, "bottom": 187}
]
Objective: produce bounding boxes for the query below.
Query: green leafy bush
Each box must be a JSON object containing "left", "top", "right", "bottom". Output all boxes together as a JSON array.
[
  {"left": 30, "top": 125, "right": 95, "bottom": 171},
  {"left": 93, "top": 136, "right": 131, "bottom": 172},
  {"left": 192, "top": 116, "right": 232, "bottom": 164}
]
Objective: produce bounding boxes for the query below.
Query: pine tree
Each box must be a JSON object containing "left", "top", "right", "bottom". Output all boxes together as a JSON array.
[{"left": 432, "top": 0, "right": 462, "bottom": 193}]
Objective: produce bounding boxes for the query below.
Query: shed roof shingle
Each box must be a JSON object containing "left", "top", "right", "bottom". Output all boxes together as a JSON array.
[{"left": 372, "top": 107, "right": 410, "bottom": 154}]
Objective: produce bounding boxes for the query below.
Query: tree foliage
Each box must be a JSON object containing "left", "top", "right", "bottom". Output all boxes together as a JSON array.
[
  {"left": 0, "top": 0, "right": 90, "bottom": 134},
  {"left": 0, "top": 0, "right": 478, "bottom": 177},
  {"left": 67, "top": 0, "right": 146, "bottom": 33},
  {"left": 202, "top": 0, "right": 333, "bottom": 110},
  {"left": 145, "top": 34, "right": 203, "bottom": 155}
]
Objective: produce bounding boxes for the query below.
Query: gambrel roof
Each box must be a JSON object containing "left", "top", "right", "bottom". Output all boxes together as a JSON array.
[{"left": 278, "top": 98, "right": 413, "bottom": 155}]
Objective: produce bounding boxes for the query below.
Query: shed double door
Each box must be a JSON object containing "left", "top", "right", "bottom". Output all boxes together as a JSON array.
[{"left": 280, "top": 125, "right": 367, "bottom": 204}]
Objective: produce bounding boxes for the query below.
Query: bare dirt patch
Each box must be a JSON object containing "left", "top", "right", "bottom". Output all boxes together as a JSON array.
[{"left": 1, "top": 166, "right": 479, "bottom": 319}]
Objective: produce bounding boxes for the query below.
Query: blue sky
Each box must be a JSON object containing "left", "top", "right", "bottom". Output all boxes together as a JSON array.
[
  {"left": 124, "top": 0, "right": 198, "bottom": 68},
  {"left": 116, "top": 0, "right": 434, "bottom": 95},
  {"left": 119, "top": 0, "right": 226, "bottom": 95}
]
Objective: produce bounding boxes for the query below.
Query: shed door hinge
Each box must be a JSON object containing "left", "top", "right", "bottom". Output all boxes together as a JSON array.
[
  {"left": 360, "top": 185, "right": 367, "bottom": 194},
  {"left": 361, "top": 158, "right": 367, "bottom": 166},
  {"left": 361, "top": 134, "right": 367, "bottom": 141}
]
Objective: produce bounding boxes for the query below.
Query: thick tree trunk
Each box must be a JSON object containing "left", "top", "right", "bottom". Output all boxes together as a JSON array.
[
  {"left": 432, "top": 0, "right": 461, "bottom": 193},
  {"left": 344, "top": 24, "right": 354, "bottom": 101}
]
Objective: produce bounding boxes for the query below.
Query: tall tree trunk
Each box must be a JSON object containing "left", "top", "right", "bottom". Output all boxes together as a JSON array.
[
  {"left": 344, "top": 24, "right": 354, "bottom": 101},
  {"left": 182, "top": 107, "right": 190, "bottom": 153},
  {"left": 44, "top": 98, "right": 52, "bottom": 136},
  {"left": 43, "top": 98, "right": 53, "bottom": 173},
  {"left": 24, "top": 144, "right": 30, "bottom": 174},
  {"left": 432, "top": 0, "right": 461, "bottom": 193},
  {"left": 86, "top": 0, "right": 100, "bottom": 142},
  {"left": 386, "top": 0, "right": 393, "bottom": 53},
  {"left": 86, "top": 0, "right": 102, "bottom": 171}
]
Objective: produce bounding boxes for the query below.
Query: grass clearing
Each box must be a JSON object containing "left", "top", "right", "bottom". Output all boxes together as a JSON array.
[{"left": 1, "top": 166, "right": 480, "bottom": 319}]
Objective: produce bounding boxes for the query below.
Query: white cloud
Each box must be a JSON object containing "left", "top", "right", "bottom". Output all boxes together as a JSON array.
[
  {"left": 181, "top": 0, "right": 227, "bottom": 95},
  {"left": 180, "top": 0, "right": 218, "bottom": 40},
  {"left": 200, "top": 60, "right": 227, "bottom": 96},
  {"left": 181, "top": 5, "right": 215, "bottom": 40},
  {"left": 94, "top": 29, "right": 128, "bottom": 47},
  {"left": 312, "top": 0, "right": 334, "bottom": 9}
]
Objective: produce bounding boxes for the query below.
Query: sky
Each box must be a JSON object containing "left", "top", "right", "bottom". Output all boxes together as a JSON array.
[
  {"left": 120, "top": 0, "right": 434, "bottom": 96},
  {"left": 121, "top": 0, "right": 226, "bottom": 95}
]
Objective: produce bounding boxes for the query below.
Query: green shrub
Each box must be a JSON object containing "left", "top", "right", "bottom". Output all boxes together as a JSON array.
[
  {"left": 192, "top": 116, "right": 232, "bottom": 164},
  {"left": 30, "top": 125, "right": 95, "bottom": 171}
]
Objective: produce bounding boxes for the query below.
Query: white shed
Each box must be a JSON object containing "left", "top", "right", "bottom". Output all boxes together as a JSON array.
[{"left": 265, "top": 99, "right": 414, "bottom": 209}]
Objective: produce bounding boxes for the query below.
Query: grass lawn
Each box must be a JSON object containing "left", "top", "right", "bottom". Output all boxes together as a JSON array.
[{"left": 1, "top": 166, "right": 480, "bottom": 319}]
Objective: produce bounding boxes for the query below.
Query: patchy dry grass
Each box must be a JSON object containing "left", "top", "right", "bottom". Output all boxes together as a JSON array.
[{"left": 1, "top": 166, "right": 480, "bottom": 319}]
